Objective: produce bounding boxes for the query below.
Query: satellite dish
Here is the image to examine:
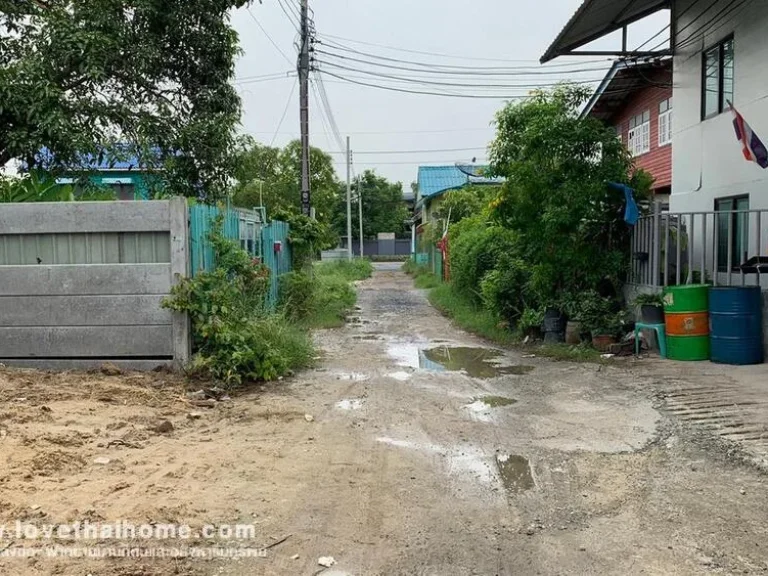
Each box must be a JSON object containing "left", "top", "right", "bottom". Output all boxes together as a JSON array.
[{"left": 455, "top": 161, "right": 485, "bottom": 177}]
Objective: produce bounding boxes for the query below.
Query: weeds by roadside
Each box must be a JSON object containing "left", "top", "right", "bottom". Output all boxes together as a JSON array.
[
  {"left": 402, "top": 261, "right": 442, "bottom": 289},
  {"left": 280, "top": 258, "right": 373, "bottom": 329},
  {"left": 420, "top": 273, "right": 605, "bottom": 363}
]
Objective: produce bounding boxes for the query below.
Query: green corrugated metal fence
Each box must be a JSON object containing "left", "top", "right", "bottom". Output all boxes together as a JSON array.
[
  {"left": 189, "top": 204, "right": 240, "bottom": 276},
  {"left": 261, "top": 220, "right": 291, "bottom": 307}
]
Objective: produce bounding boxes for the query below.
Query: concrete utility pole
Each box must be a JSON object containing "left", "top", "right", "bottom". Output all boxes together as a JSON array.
[
  {"left": 346, "top": 136, "right": 352, "bottom": 261},
  {"left": 298, "top": 0, "right": 311, "bottom": 216},
  {"left": 358, "top": 176, "right": 364, "bottom": 258}
]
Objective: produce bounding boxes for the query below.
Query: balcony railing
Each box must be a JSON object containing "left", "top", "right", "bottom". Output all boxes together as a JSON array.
[{"left": 629, "top": 204, "right": 768, "bottom": 289}]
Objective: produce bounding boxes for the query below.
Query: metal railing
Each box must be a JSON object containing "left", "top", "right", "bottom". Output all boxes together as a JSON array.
[{"left": 629, "top": 204, "right": 768, "bottom": 288}]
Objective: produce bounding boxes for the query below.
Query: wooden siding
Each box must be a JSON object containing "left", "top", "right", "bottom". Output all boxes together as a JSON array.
[{"left": 611, "top": 82, "right": 673, "bottom": 192}]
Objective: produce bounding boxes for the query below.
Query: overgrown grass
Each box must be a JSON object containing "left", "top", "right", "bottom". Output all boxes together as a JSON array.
[
  {"left": 426, "top": 283, "right": 606, "bottom": 363},
  {"left": 291, "top": 258, "right": 373, "bottom": 329},
  {"left": 427, "top": 283, "right": 517, "bottom": 345},
  {"left": 403, "top": 260, "right": 442, "bottom": 289},
  {"left": 316, "top": 258, "right": 374, "bottom": 282}
]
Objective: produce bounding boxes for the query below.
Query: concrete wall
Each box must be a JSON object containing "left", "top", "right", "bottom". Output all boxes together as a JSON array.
[
  {"left": 671, "top": 0, "right": 768, "bottom": 214},
  {"left": 0, "top": 199, "right": 189, "bottom": 370}
]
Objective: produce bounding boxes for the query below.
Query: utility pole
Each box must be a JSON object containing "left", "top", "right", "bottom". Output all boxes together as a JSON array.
[
  {"left": 346, "top": 136, "right": 352, "bottom": 261},
  {"left": 298, "top": 0, "right": 311, "bottom": 216},
  {"left": 358, "top": 176, "right": 364, "bottom": 258}
]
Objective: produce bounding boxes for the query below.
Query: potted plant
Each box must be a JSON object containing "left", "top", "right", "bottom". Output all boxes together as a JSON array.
[
  {"left": 589, "top": 311, "right": 628, "bottom": 352},
  {"left": 518, "top": 308, "right": 544, "bottom": 340},
  {"left": 633, "top": 292, "right": 665, "bottom": 324}
]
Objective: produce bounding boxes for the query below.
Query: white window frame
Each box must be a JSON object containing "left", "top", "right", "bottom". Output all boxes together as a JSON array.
[
  {"left": 628, "top": 111, "right": 651, "bottom": 157},
  {"left": 658, "top": 98, "right": 673, "bottom": 147}
]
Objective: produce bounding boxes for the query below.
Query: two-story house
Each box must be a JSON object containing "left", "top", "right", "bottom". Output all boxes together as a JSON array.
[{"left": 544, "top": 0, "right": 768, "bottom": 279}]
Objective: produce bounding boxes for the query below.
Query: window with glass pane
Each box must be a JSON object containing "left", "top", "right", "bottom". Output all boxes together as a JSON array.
[
  {"left": 723, "top": 38, "right": 734, "bottom": 109},
  {"left": 715, "top": 196, "right": 749, "bottom": 271},
  {"left": 702, "top": 36, "right": 735, "bottom": 119}
]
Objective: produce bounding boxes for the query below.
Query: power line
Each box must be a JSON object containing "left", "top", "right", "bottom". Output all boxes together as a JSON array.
[
  {"left": 316, "top": 40, "right": 613, "bottom": 75},
  {"left": 338, "top": 159, "right": 489, "bottom": 166},
  {"left": 674, "top": 0, "right": 752, "bottom": 50},
  {"left": 276, "top": 0, "right": 300, "bottom": 31},
  {"left": 245, "top": 127, "right": 494, "bottom": 135},
  {"left": 318, "top": 32, "right": 610, "bottom": 66},
  {"left": 316, "top": 70, "right": 538, "bottom": 99},
  {"left": 246, "top": 7, "right": 295, "bottom": 67},
  {"left": 327, "top": 146, "right": 487, "bottom": 155},
  {"left": 269, "top": 79, "right": 298, "bottom": 147},
  {"left": 315, "top": 60, "right": 606, "bottom": 90},
  {"left": 234, "top": 71, "right": 295, "bottom": 86}
]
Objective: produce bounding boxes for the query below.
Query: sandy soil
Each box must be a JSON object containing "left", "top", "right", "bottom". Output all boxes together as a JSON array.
[{"left": 1, "top": 263, "right": 767, "bottom": 575}]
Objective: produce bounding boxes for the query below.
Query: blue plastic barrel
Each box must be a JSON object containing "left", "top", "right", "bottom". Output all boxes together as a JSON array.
[{"left": 709, "top": 286, "right": 764, "bottom": 365}]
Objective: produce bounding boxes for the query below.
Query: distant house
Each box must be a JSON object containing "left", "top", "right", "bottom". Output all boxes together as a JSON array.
[
  {"left": 35, "top": 147, "right": 162, "bottom": 200},
  {"left": 415, "top": 164, "right": 502, "bottom": 226},
  {"left": 582, "top": 59, "right": 673, "bottom": 204}
]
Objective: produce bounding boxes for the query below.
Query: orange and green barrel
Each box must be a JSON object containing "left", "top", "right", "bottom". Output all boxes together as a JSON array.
[{"left": 663, "top": 285, "right": 710, "bottom": 361}]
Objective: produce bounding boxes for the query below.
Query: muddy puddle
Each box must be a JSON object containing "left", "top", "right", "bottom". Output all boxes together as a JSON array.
[
  {"left": 496, "top": 454, "right": 534, "bottom": 493},
  {"left": 388, "top": 343, "right": 533, "bottom": 379}
]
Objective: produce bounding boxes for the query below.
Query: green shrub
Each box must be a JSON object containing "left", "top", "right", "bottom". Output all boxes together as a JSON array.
[
  {"left": 518, "top": 307, "right": 544, "bottom": 333},
  {"left": 163, "top": 219, "right": 313, "bottom": 386},
  {"left": 479, "top": 255, "right": 531, "bottom": 323},
  {"left": 428, "top": 284, "right": 517, "bottom": 345},
  {"left": 449, "top": 216, "right": 518, "bottom": 302},
  {"left": 279, "top": 270, "right": 315, "bottom": 321}
]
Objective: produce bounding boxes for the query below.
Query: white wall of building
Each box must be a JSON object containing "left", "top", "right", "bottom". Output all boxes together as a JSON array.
[{"left": 671, "top": 0, "right": 768, "bottom": 214}]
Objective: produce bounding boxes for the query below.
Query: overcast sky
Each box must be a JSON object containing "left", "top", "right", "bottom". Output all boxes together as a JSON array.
[{"left": 231, "top": 0, "right": 667, "bottom": 189}]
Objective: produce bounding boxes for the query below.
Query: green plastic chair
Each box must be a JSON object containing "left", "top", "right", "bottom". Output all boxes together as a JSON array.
[{"left": 634, "top": 322, "right": 667, "bottom": 358}]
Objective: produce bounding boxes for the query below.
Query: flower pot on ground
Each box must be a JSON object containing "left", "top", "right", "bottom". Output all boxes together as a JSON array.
[
  {"left": 565, "top": 321, "right": 582, "bottom": 345},
  {"left": 640, "top": 304, "right": 664, "bottom": 324},
  {"left": 591, "top": 333, "right": 617, "bottom": 352},
  {"left": 542, "top": 307, "right": 567, "bottom": 343},
  {"left": 633, "top": 293, "right": 665, "bottom": 324}
]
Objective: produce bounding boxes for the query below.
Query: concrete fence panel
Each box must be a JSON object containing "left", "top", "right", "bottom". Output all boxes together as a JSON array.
[{"left": 0, "top": 199, "right": 190, "bottom": 370}]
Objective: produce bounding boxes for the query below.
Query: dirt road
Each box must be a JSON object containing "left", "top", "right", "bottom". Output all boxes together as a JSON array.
[{"left": 1, "top": 263, "right": 767, "bottom": 575}]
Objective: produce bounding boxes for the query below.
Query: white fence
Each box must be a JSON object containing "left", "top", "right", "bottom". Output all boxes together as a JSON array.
[{"left": 630, "top": 204, "right": 768, "bottom": 289}]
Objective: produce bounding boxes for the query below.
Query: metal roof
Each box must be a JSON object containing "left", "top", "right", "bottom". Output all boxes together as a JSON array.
[
  {"left": 416, "top": 165, "right": 503, "bottom": 203},
  {"left": 581, "top": 58, "right": 672, "bottom": 121},
  {"left": 541, "top": 0, "right": 669, "bottom": 63}
]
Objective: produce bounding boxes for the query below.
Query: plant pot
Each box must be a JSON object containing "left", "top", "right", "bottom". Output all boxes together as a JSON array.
[
  {"left": 640, "top": 304, "right": 664, "bottom": 324},
  {"left": 591, "top": 333, "right": 617, "bottom": 353},
  {"left": 543, "top": 308, "right": 567, "bottom": 342},
  {"left": 565, "top": 321, "right": 582, "bottom": 345}
]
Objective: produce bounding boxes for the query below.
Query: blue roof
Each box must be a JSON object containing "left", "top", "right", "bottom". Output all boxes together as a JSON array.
[
  {"left": 417, "top": 165, "right": 503, "bottom": 201},
  {"left": 34, "top": 146, "right": 162, "bottom": 172}
]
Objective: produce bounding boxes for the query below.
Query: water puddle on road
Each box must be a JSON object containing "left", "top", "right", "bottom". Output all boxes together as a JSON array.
[
  {"left": 387, "top": 343, "right": 534, "bottom": 379},
  {"left": 496, "top": 454, "right": 535, "bottom": 493}
]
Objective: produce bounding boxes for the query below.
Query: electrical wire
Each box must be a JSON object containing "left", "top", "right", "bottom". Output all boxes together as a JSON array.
[
  {"left": 316, "top": 70, "right": 531, "bottom": 99},
  {"left": 315, "top": 39, "right": 613, "bottom": 74},
  {"left": 234, "top": 71, "right": 295, "bottom": 86},
  {"left": 246, "top": 6, "right": 295, "bottom": 67},
  {"left": 647, "top": 0, "right": 740, "bottom": 52},
  {"left": 276, "top": 0, "right": 300, "bottom": 31},
  {"left": 314, "top": 48, "right": 611, "bottom": 78},
  {"left": 327, "top": 147, "right": 488, "bottom": 155},
  {"left": 674, "top": 0, "right": 752, "bottom": 50},
  {"left": 312, "top": 71, "right": 346, "bottom": 152},
  {"left": 315, "top": 60, "right": 606, "bottom": 89},
  {"left": 269, "top": 79, "right": 298, "bottom": 147},
  {"left": 318, "top": 32, "right": 610, "bottom": 66}
]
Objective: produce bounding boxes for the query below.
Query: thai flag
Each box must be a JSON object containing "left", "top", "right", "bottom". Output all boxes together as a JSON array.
[{"left": 731, "top": 104, "right": 768, "bottom": 169}]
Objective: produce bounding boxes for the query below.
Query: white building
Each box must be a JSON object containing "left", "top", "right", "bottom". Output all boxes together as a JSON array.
[{"left": 543, "top": 0, "right": 768, "bottom": 285}]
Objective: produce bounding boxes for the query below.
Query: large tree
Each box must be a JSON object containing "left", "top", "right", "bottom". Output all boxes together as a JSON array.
[
  {"left": 0, "top": 0, "right": 246, "bottom": 199},
  {"left": 332, "top": 170, "right": 409, "bottom": 240},
  {"left": 488, "top": 84, "right": 652, "bottom": 305},
  {"left": 232, "top": 138, "right": 341, "bottom": 225}
]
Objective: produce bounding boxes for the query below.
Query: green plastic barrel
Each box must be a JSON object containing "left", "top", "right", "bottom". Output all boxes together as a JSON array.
[
  {"left": 666, "top": 335, "right": 710, "bottom": 361},
  {"left": 662, "top": 284, "right": 709, "bottom": 312},
  {"left": 663, "top": 285, "right": 710, "bottom": 361}
]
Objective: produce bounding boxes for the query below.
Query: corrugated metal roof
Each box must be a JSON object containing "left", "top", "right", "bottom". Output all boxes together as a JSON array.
[
  {"left": 581, "top": 58, "right": 672, "bottom": 121},
  {"left": 417, "top": 166, "right": 471, "bottom": 198},
  {"left": 541, "top": 0, "right": 669, "bottom": 63}
]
